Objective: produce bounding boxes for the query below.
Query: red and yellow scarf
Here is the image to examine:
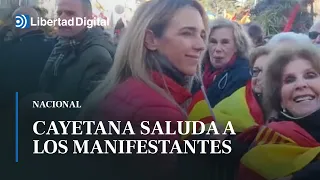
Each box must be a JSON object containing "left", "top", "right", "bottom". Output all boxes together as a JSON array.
[
  {"left": 184, "top": 81, "right": 263, "bottom": 139},
  {"left": 238, "top": 121, "right": 320, "bottom": 180}
]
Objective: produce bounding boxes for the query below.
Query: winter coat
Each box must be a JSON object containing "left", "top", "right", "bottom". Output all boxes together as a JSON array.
[
  {"left": 91, "top": 71, "right": 192, "bottom": 180},
  {"left": 192, "top": 55, "right": 251, "bottom": 108},
  {"left": 38, "top": 27, "right": 116, "bottom": 103}
]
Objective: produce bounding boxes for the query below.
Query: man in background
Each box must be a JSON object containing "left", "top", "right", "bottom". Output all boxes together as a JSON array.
[
  {"left": 12, "top": 0, "right": 115, "bottom": 178},
  {"left": 0, "top": 7, "right": 55, "bottom": 178},
  {"left": 244, "top": 22, "right": 266, "bottom": 47},
  {"left": 0, "top": 6, "right": 55, "bottom": 108},
  {"left": 38, "top": 0, "right": 115, "bottom": 109},
  {"left": 2, "top": 7, "right": 55, "bottom": 99}
]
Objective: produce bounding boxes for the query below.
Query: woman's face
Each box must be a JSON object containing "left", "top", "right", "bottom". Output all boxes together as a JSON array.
[
  {"left": 251, "top": 55, "right": 269, "bottom": 94},
  {"left": 281, "top": 58, "right": 320, "bottom": 117},
  {"left": 155, "top": 6, "right": 206, "bottom": 76},
  {"left": 208, "top": 27, "right": 237, "bottom": 69}
]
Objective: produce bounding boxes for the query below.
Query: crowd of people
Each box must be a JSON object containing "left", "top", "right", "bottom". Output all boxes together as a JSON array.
[{"left": 1, "top": 0, "right": 320, "bottom": 179}]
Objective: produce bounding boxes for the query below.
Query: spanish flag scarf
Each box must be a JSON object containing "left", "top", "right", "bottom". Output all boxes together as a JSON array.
[
  {"left": 238, "top": 121, "right": 320, "bottom": 180},
  {"left": 184, "top": 81, "right": 263, "bottom": 139}
]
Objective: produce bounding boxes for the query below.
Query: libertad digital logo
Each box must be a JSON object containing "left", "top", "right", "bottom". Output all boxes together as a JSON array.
[
  {"left": 15, "top": 14, "right": 30, "bottom": 29},
  {"left": 15, "top": 14, "right": 107, "bottom": 29}
]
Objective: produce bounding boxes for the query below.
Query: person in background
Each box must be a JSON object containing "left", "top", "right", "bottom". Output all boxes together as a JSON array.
[
  {"left": 184, "top": 47, "right": 270, "bottom": 180},
  {"left": 0, "top": 25, "right": 11, "bottom": 62},
  {"left": 189, "top": 18, "right": 252, "bottom": 122},
  {"left": 238, "top": 43, "right": 320, "bottom": 180},
  {"left": 15, "top": 1, "right": 115, "bottom": 178},
  {"left": 113, "top": 18, "right": 126, "bottom": 45},
  {"left": 80, "top": 0, "right": 208, "bottom": 179},
  {"left": 0, "top": 6, "right": 55, "bottom": 110},
  {"left": 211, "top": 46, "right": 270, "bottom": 133},
  {"left": 308, "top": 21, "right": 320, "bottom": 45},
  {"left": 38, "top": 0, "right": 116, "bottom": 118},
  {"left": 0, "top": 7, "right": 55, "bottom": 178},
  {"left": 0, "top": 25, "right": 11, "bottom": 46},
  {"left": 1, "top": 7, "right": 55, "bottom": 100},
  {"left": 184, "top": 18, "right": 252, "bottom": 180},
  {"left": 4, "top": 30, "right": 14, "bottom": 41},
  {"left": 194, "top": 18, "right": 252, "bottom": 107},
  {"left": 244, "top": 22, "right": 266, "bottom": 47}
]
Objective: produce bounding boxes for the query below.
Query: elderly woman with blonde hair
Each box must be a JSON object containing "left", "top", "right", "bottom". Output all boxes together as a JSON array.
[
  {"left": 238, "top": 43, "right": 320, "bottom": 180},
  {"left": 186, "top": 17, "right": 253, "bottom": 180},
  {"left": 188, "top": 18, "right": 253, "bottom": 129},
  {"left": 191, "top": 18, "right": 252, "bottom": 105}
]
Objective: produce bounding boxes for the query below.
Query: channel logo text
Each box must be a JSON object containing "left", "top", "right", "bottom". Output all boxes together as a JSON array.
[{"left": 15, "top": 14, "right": 106, "bottom": 29}]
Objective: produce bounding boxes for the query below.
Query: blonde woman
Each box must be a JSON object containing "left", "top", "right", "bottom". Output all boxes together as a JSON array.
[
  {"left": 187, "top": 18, "right": 253, "bottom": 142},
  {"left": 238, "top": 43, "right": 320, "bottom": 180},
  {"left": 185, "top": 18, "right": 252, "bottom": 180},
  {"left": 191, "top": 18, "right": 252, "bottom": 111},
  {"left": 81, "top": 0, "right": 208, "bottom": 179},
  {"left": 188, "top": 18, "right": 253, "bottom": 135}
]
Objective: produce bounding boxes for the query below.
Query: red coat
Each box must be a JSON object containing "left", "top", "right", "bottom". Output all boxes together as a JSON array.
[{"left": 96, "top": 71, "right": 191, "bottom": 180}]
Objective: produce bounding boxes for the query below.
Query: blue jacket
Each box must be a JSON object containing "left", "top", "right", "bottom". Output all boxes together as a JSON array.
[{"left": 192, "top": 56, "right": 251, "bottom": 108}]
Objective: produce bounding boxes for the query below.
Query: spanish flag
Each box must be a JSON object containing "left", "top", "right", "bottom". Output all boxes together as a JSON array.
[
  {"left": 94, "top": 0, "right": 105, "bottom": 11},
  {"left": 224, "top": 12, "right": 234, "bottom": 20},
  {"left": 184, "top": 81, "right": 264, "bottom": 139},
  {"left": 238, "top": 121, "right": 320, "bottom": 180},
  {"left": 239, "top": 12, "right": 250, "bottom": 24}
]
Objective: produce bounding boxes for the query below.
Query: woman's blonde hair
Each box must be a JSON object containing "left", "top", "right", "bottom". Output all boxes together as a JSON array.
[
  {"left": 249, "top": 45, "right": 270, "bottom": 67},
  {"left": 263, "top": 43, "right": 320, "bottom": 118},
  {"left": 80, "top": 0, "right": 208, "bottom": 118},
  {"left": 203, "top": 18, "right": 252, "bottom": 63}
]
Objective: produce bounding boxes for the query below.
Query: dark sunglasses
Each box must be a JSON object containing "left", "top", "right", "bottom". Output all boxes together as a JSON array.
[{"left": 308, "top": 31, "right": 320, "bottom": 39}]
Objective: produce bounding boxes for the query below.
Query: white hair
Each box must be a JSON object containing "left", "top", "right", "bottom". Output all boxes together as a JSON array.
[
  {"left": 12, "top": 6, "right": 40, "bottom": 36},
  {"left": 267, "top": 32, "right": 311, "bottom": 46},
  {"left": 310, "top": 20, "right": 320, "bottom": 31}
]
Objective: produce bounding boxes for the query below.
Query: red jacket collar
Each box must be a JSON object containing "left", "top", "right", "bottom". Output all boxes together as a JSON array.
[{"left": 151, "top": 72, "right": 192, "bottom": 105}]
